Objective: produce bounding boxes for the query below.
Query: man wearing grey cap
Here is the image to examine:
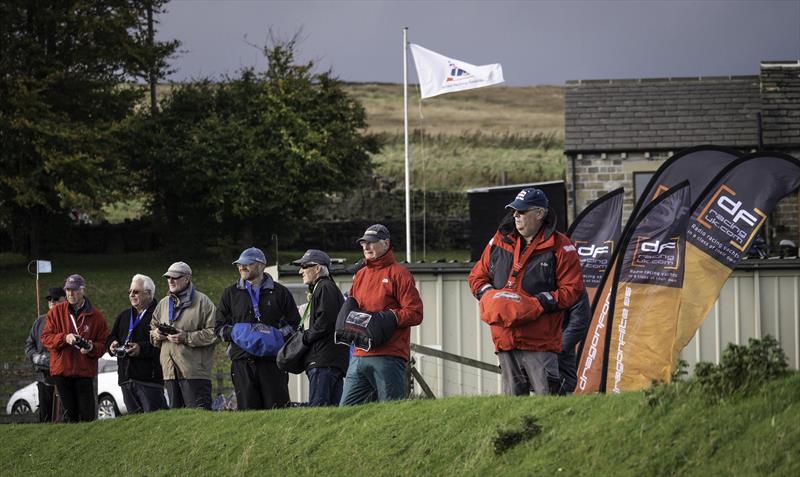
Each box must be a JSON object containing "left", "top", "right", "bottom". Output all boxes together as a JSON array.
[
  {"left": 215, "top": 247, "right": 301, "bottom": 410},
  {"left": 468, "top": 187, "right": 584, "bottom": 396},
  {"left": 150, "top": 262, "right": 217, "bottom": 410},
  {"left": 41, "top": 274, "right": 108, "bottom": 422},
  {"left": 25, "top": 286, "right": 66, "bottom": 422},
  {"left": 292, "top": 249, "right": 348, "bottom": 406},
  {"left": 339, "top": 224, "right": 423, "bottom": 406}
]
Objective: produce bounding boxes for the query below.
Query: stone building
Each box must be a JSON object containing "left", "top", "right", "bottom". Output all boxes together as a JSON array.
[{"left": 565, "top": 61, "right": 800, "bottom": 248}]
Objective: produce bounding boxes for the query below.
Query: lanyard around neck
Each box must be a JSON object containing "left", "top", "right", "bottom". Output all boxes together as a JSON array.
[
  {"left": 245, "top": 281, "right": 262, "bottom": 321},
  {"left": 125, "top": 308, "right": 147, "bottom": 344}
]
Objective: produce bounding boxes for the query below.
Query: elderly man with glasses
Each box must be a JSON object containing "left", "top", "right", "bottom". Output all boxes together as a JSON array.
[
  {"left": 468, "top": 187, "right": 585, "bottom": 396},
  {"left": 215, "top": 247, "right": 301, "bottom": 410},
  {"left": 292, "top": 249, "right": 349, "bottom": 406},
  {"left": 150, "top": 262, "right": 217, "bottom": 410},
  {"left": 107, "top": 274, "right": 167, "bottom": 413}
]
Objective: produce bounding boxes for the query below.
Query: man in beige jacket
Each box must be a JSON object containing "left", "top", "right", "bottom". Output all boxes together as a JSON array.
[{"left": 150, "top": 262, "right": 217, "bottom": 409}]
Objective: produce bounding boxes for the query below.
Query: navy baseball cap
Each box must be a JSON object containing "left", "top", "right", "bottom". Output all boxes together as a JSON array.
[
  {"left": 232, "top": 247, "right": 267, "bottom": 265},
  {"left": 505, "top": 187, "right": 549, "bottom": 211},
  {"left": 46, "top": 287, "right": 66, "bottom": 300},
  {"left": 292, "top": 249, "right": 332, "bottom": 268},
  {"left": 356, "top": 224, "right": 390, "bottom": 244}
]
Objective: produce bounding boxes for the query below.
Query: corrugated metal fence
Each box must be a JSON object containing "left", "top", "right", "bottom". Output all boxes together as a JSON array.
[{"left": 282, "top": 259, "right": 800, "bottom": 401}]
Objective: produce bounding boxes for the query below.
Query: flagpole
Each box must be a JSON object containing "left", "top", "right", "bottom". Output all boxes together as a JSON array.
[{"left": 403, "top": 27, "right": 411, "bottom": 263}]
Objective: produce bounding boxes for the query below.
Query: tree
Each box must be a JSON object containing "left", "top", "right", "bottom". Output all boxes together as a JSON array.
[
  {"left": 0, "top": 0, "right": 178, "bottom": 255},
  {"left": 125, "top": 37, "right": 380, "bottom": 250}
]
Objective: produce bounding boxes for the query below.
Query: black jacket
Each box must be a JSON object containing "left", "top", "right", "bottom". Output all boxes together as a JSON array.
[
  {"left": 303, "top": 276, "right": 349, "bottom": 373},
  {"left": 24, "top": 315, "right": 52, "bottom": 384},
  {"left": 215, "top": 274, "right": 301, "bottom": 361},
  {"left": 106, "top": 301, "right": 163, "bottom": 386}
]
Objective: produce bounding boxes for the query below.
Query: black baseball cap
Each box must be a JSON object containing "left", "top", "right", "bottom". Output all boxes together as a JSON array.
[{"left": 46, "top": 287, "right": 66, "bottom": 301}]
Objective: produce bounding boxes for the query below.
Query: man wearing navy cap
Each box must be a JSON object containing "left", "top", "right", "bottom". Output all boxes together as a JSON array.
[
  {"left": 468, "top": 187, "right": 585, "bottom": 396},
  {"left": 339, "top": 224, "right": 423, "bottom": 405},
  {"left": 215, "top": 247, "right": 301, "bottom": 409},
  {"left": 25, "top": 286, "right": 66, "bottom": 422},
  {"left": 292, "top": 249, "right": 349, "bottom": 406}
]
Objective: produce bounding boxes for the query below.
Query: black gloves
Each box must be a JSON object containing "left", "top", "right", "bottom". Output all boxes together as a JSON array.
[{"left": 535, "top": 291, "right": 558, "bottom": 313}]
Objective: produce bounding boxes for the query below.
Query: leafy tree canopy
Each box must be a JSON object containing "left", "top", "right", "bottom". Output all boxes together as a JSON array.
[
  {"left": 0, "top": 0, "right": 178, "bottom": 254},
  {"left": 126, "top": 37, "right": 380, "bottom": 249}
]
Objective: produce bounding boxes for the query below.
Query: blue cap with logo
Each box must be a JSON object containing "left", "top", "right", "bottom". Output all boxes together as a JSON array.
[
  {"left": 232, "top": 247, "right": 267, "bottom": 265},
  {"left": 505, "top": 187, "right": 549, "bottom": 211},
  {"left": 356, "top": 224, "right": 391, "bottom": 244}
]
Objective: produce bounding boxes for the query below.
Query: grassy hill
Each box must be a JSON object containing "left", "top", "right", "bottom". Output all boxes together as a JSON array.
[
  {"left": 1, "top": 373, "right": 797, "bottom": 476},
  {"left": 344, "top": 83, "right": 566, "bottom": 191}
]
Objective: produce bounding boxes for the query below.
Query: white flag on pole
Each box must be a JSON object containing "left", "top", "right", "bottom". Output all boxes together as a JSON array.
[{"left": 409, "top": 43, "right": 504, "bottom": 99}]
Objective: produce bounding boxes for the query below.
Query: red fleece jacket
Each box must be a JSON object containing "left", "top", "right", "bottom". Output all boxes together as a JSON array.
[{"left": 349, "top": 249, "right": 423, "bottom": 360}]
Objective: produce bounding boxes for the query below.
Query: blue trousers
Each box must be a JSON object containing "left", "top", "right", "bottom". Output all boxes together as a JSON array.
[
  {"left": 306, "top": 367, "right": 344, "bottom": 407},
  {"left": 339, "top": 356, "right": 406, "bottom": 406}
]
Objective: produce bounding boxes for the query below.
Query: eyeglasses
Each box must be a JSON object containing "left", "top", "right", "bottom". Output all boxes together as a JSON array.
[
  {"left": 300, "top": 263, "right": 318, "bottom": 270},
  {"left": 128, "top": 289, "right": 147, "bottom": 296},
  {"left": 513, "top": 207, "right": 543, "bottom": 217},
  {"left": 167, "top": 276, "right": 184, "bottom": 281}
]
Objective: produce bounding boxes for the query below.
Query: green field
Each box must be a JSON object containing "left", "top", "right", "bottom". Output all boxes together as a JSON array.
[{"left": 1, "top": 373, "right": 797, "bottom": 476}]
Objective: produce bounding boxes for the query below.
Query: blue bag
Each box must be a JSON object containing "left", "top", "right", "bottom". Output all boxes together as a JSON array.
[{"left": 231, "top": 323, "right": 285, "bottom": 357}]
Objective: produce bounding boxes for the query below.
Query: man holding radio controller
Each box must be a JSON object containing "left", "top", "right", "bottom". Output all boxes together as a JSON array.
[
  {"left": 107, "top": 274, "right": 166, "bottom": 413},
  {"left": 41, "top": 274, "right": 108, "bottom": 422},
  {"left": 150, "top": 262, "right": 217, "bottom": 410}
]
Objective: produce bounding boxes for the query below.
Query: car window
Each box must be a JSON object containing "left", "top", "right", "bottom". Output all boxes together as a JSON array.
[{"left": 98, "top": 358, "right": 118, "bottom": 373}]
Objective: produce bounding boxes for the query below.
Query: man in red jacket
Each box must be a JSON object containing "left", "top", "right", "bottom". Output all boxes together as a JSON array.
[
  {"left": 41, "top": 274, "right": 108, "bottom": 422},
  {"left": 339, "top": 224, "right": 423, "bottom": 405},
  {"left": 468, "top": 187, "right": 584, "bottom": 396}
]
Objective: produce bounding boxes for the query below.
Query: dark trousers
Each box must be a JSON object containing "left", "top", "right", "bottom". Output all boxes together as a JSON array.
[
  {"left": 165, "top": 379, "right": 212, "bottom": 410},
  {"left": 36, "top": 381, "right": 56, "bottom": 423},
  {"left": 307, "top": 367, "right": 344, "bottom": 407},
  {"left": 121, "top": 381, "right": 168, "bottom": 413},
  {"left": 231, "top": 359, "right": 290, "bottom": 410},
  {"left": 556, "top": 350, "right": 578, "bottom": 394},
  {"left": 52, "top": 376, "right": 95, "bottom": 422}
]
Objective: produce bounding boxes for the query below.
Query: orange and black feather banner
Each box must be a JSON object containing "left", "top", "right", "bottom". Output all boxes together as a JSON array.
[
  {"left": 576, "top": 146, "right": 740, "bottom": 393},
  {"left": 567, "top": 187, "right": 624, "bottom": 302},
  {"left": 672, "top": 152, "right": 800, "bottom": 360},
  {"left": 576, "top": 182, "right": 691, "bottom": 393}
]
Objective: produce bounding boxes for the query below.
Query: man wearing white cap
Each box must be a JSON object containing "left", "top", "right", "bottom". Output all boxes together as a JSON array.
[
  {"left": 215, "top": 247, "right": 301, "bottom": 410},
  {"left": 41, "top": 274, "right": 108, "bottom": 422},
  {"left": 150, "top": 262, "right": 217, "bottom": 410}
]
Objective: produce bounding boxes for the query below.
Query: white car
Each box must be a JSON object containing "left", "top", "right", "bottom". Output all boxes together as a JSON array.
[{"left": 6, "top": 356, "right": 127, "bottom": 419}]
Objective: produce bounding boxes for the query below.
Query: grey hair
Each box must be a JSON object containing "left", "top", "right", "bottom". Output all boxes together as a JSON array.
[
  {"left": 318, "top": 266, "right": 330, "bottom": 277},
  {"left": 131, "top": 274, "right": 156, "bottom": 296}
]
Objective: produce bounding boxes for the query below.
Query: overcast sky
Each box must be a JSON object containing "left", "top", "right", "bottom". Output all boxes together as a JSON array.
[{"left": 157, "top": 0, "right": 800, "bottom": 86}]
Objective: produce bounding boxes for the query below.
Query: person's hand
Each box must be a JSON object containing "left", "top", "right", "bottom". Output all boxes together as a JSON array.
[
  {"left": 166, "top": 330, "right": 186, "bottom": 344},
  {"left": 65, "top": 333, "right": 77, "bottom": 345},
  {"left": 126, "top": 342, "right": 141, "bottom": 357},
  {"left": 109, "top": 340, "right": 119, "bottom": 354},
  {"left": 151, "top": 328, "right": 166, "bottom": 342},
  {"left": 79, "top": 341, "right": 93, "bottom": 354}
]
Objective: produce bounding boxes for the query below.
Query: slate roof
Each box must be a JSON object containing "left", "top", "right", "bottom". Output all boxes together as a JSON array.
[{"left": 565, "top": 75, "right": 762, "bottom": 153}]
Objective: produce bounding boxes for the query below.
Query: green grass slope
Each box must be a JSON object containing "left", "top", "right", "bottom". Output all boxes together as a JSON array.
[{"left": 2, "top": 374, "right": 798, "bottom": 476}]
